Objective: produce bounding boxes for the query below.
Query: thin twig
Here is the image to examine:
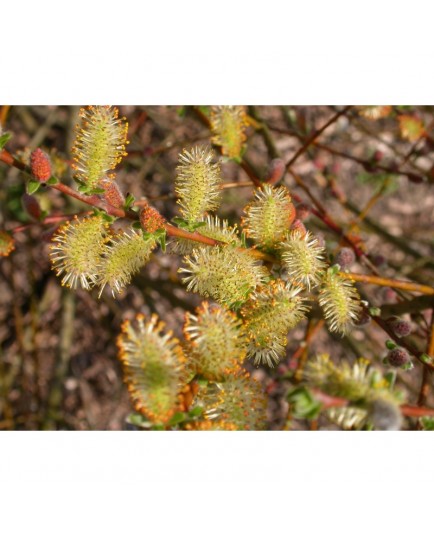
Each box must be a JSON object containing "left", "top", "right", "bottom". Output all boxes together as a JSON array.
[
  {"left": 285, "top": 106, "right": 352, "bottom": 169},
  {"left": 340, "top": 272, "right": 434, "bottom": 296}
]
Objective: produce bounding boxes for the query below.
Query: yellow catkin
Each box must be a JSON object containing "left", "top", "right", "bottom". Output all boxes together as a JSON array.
[
  {"left": 210, "top": 106, "right": 248, "bottom": 159},
  {"left": 71, "top": 105, "right": 128, "bottom": 189},
  {"left": 117, "top": 314, "right": 185, "bottom": 424}
]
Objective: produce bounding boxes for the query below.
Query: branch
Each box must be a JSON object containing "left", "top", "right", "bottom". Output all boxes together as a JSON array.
[
  {"left": 285, "top": 106, "right": 352, "bottom": 169},
  {"left": 340, "top": 272, "right": 434, "bottom": 296},
  {"left": 0, "top": 147, "right": 273, "bottom": 261},
  {"left": 312, "top": 389, "right": 434, "bottom": 417}
]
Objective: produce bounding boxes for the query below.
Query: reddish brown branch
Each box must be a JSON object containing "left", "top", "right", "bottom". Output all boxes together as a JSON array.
[
  {"left": 312, "top": 389, "right": 434, "bottom": 417},
  {"left": 340, "top": 272, "right": 434, "bottom": 296}
]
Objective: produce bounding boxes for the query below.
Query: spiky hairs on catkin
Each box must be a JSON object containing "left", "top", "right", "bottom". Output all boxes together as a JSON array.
[
  {"left": 193, "top": 370, "right": 268, "bottom": 430},
  {"left": 281, "top": 230, "right": 327, "bottom": 290},
  {"left": 242, "top": 184, "right": 296, "bottom": 250},
  {"left": 179, "top": 245, "right": 268, "bottom": 308},
  {"left": 210, "top": 106, "right": 248, "bottom": 160},
  {"left": 175, "top": 146, "right": 222, "bottom": 222},
  {"left": 72, "top": 106, "right": 128, "bottom": 189},
  {"left": 318, "top": 270, "right": 362, "bottom": 335},
  {"left": 117, "top": 314, "right": 185, "bottom": 424},
  {"left": 184, "top": 302, "right": 248, "bottom": 380},
  {"left": 241, "top": 280, "right": 309, "bottom": 367},
  {"left": 96, "top": 229, "right": 156, "bottom": 297},
  {"left": 305, "top": 354, "right": 403, "bottom": 430},
  {"left": 49, "top": 215, "right": 108, "bottom": 290}
]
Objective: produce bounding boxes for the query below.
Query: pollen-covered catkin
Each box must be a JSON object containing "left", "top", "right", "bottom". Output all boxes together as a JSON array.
[
  {"left": 96, "top": 229, "right": 157, "bottom": 297},
  {"left": 49, "top": 215, "right": 108, "bottom": 290},
  {"left": 184, "top": 302, "right": 248, "bottom": 380},
  {"left": 179, "top": 245, "right": 268, "bottom": 308},
  {"left": 318, "top": 271, "right": 362, "bottom": 335},
  {"left": 175, "top": 146, "right": 222, "bottom": 222},
  {"left": 242, "top": 184, "right": 296, "bottom": 250},
  {"left": 72, "top": 106, "right": 128, "bottom": 189},
  {"left": 241, "top": 280, "right": 309, "bottom": 367},
  {"left": 210, "top": 106, "right": 248, "bottom": 160},
  {"left": 192, "top": 370, "right": 268, "bottom": 430},
  {"left": 117, "top": 314, "right": 185, "bottom": 424},
  {"left": 281, "top": 230, "right": 327, "bottom": 290}
]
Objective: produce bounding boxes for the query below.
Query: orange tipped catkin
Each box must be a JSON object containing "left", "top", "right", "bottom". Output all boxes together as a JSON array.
[{"left": 30, "top": 149, "right": 51, "bottom": 182}]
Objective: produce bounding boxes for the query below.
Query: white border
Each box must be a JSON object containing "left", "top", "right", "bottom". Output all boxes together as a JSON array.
[
  {"left": 1, "top": 2, "right": 434, "bottom": 532},
  {"left": 2, "top": 1, "right": 434, "bottom": 103},
  {"left": 1, "top": 432, "right": 433, "bottom": 534}
]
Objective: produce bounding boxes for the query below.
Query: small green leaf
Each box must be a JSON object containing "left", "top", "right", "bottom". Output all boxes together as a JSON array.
[
  {"left": 189, "top": 221, "right": 207, "bottom": 231},
  {"left": 385, "top": 340, "right": 397, "bottom": 350},
  {"left": 384, "top": 371, "right": 397, "bottom": 389},
  {"left": 46, "top": 176, "right": 59, "bottom": 185},
  {"left": 151, "top": 423, "right": 165, "bottom": 431},
  {"left": 329, "top": 264, "right": 341, "bottom": 275},
  {"left": 0, "top": 132, "right": 12, "bottom": 150},
  {"left": 188, "top": 406, "right": 203, "bottom": 418},
  {"left": 420, "top": 353, "right": 434, "bottom": 365},
  {"left": 369, "top": 307, "right": 381, "bottom": 317},
  {"left": 26, "top": 180, "right": 41, "bottom": 195},
  {"left": 168, "top": 412, "right": 187, "bottom": 426},
  {"left": 101, "top": 212, "right": 115, "bottom": 223},
  {"left": 77, "top": 184, "right": 105, "bottom": 195},
  {"left": 88, "top": 187, "right": 106, "bottom": 195},
  {"left": 287, "top": 386, "right": 322, "bottom": 420},
  {"left": 124, "top": 193, "right": 136, "bottom": 210},
  {"left": 172, "top": 216, "right": 189, "bottom": 229},
  {"left": 126, "top": 412, "right": 152, "bottom": 429},
  {"left": 154, "top": 229, "right": 167, "bottom": 252},
  {"left": 420, "top": 417, "right": 434, "bottom": 431}
]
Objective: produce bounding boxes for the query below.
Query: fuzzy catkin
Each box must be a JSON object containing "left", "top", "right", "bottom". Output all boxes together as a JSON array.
[
  {"left": 175, "top": 146, "right": 222, "bottom": 222},
  {"left": 117, "top": 314, "right": 185, "bottom": 424},
  {"left": 96, "top": 229, "right": 156, "bottom": 297},
  {"left": 184, "top": 302, "right": 247, "bottom": 380},
  {"left": 50, "top": 215, "right": 108, "bottom": 290},
  {"left": 281, "top": 230, "right": 327, "bottom": 290},
  {"left": 179, "top": 245, "right": 268, "bottom": 308},
  {"left": 72, "top": 106, "right": 128, "bottom": 188},
  {"left": 210, "top": 106, "right": 248, "bottom": 159},
  {"left": 318, "top": 271, "right": 362, "bottom": 335},
  {"left": 242, "top": 184, "right": 296, "bottom": 250},
  {"left": 241, "top": 280, "right": 309, "bottom": 367}
]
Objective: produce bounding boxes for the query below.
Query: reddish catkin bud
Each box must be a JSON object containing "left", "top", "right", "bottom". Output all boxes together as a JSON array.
[
  {"left": 140, "top": 205, "right": 166, "bottom": 233},
  {"left": 387, "top": 317, "right": 412, "bottom": 338},
  {"left": 30, "top": 149, "right": 51, "bottom": 182},
  {"left": 295, "top": 203, "right": 310, "bottom": 221},
  {"left": 100, "top": 178, "right": 125, "bottom": 208},
  {"left": 265, "top": 158, "right": 285, "bottom": 185},
  {"left": 373, "top": 150, "right": 384, "bottom": 162},
  {"left": 290, "top": 219, "right": 307, "bottom": 237},
  {"left": 21, "top": 193, "right": 42, "bottom": 220},
  {"left": 387, "top": 348, "right": 411, "bottom": 368},
  {"left": 372, "top": 254, "right": 387, "bottom": 268},
  {"left": 334, "top": 247, "right": 356, "bottom": 270}
]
